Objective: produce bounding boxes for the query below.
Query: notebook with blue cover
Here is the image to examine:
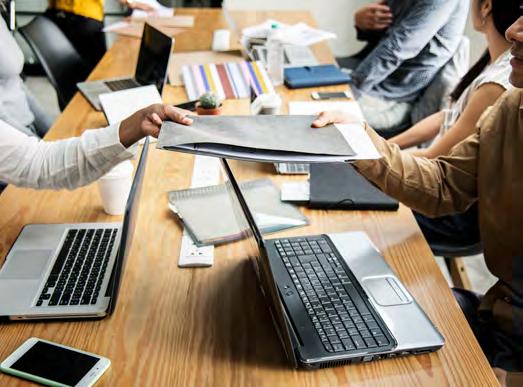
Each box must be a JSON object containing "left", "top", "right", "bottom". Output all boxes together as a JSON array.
[{"left": 284, "top": 64, "right": 351, "bottom": 89}]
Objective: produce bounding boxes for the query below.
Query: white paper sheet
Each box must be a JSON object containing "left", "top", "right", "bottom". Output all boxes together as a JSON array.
[
  {"left": 99, "top": 85, "right": 162, "bottom": 125},
  {"left": 281, "top": 182, "right": 310, "bottom": 202},
  {"left": 289, "top": 101, "right": 380, "bottom": 160}
]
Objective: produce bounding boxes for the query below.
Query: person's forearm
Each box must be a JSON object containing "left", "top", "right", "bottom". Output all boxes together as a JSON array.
[
  {"left": 389, "top": 111, "right": 443, "bottom": 149},
  {"left": 0, "top": 124, "right": 136, "bottom": 190},
  {"left": 353, "top": 123, "right": 478, "bottom": 217}
]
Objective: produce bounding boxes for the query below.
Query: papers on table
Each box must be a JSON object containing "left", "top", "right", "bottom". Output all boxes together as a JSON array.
[
  {"left": 99, "top": 85, "right": 162, "bottom": 143},
  {"left": 281, "top": 182, "right": 310, "bottom": 203},
  {"left": 130, "top": 0, "right": 174, "bottom": 19},
  {"left": 241, "top": 19, "right": 336, "bottom": 47},
  {"left": 157, "top": 115, "right": 363, "bottom": 163},
  {"left": 289, "top": 101, "right": 380, "bottom": 160},
  {"left": 99, "top": 85, "right": 162, "bottom": 125},
  {"left": 181, "top": 60, "right": 274, "bottom": 101},
  {"left": 288, "top": 101, "right": 363, "bottom": 121}
]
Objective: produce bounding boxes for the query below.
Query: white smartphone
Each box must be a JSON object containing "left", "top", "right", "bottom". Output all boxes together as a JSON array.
[
  {"left": 0, "top": 338, "right": 110, "bottom": 387},
  {"left": 311, "top": 91, "right": 351, "bottom": 100}
]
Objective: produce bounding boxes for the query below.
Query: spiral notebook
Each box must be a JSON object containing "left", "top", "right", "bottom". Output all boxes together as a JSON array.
[{"left": 168, "top": 179, "right": 308, "bottom": 246}]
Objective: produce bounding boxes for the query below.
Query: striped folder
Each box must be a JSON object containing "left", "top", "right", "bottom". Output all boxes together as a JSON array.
[{"left": 181, "top": 61, "right": 275, "bottom": 101}]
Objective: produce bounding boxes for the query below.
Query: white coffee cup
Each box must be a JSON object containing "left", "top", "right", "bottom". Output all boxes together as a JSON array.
[
  {"left": 97, "top": 160, "right": 134, "bottom": 216},
  {"left": 212, "top": 29, "right": 231, "bottom": 51}
]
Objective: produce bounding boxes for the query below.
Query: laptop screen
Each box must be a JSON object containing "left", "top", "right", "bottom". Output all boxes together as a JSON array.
[
  {"left": 134, "top": 23, "right": 173, "bottom": 94},
  {"left": 220, "top": 159, "right": 298, "bottom": 367},
  {"left": 107, "top": 137, "right": 150, "bottom": 314}
]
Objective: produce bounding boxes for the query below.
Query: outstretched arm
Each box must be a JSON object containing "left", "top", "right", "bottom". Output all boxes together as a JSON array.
[
  {"left": 312, "top": 111, "right": 479, "bottom": 217},
  {"left": 0, "top": 105, "right": 192, "bottom": 190}
]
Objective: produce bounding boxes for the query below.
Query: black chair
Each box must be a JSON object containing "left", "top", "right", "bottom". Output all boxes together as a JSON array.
[
  {"left": 431, "top": 241, "right": 483, "bottom": 290},
  {"left": 18, "top": 16, "right": 91, "bottom": 111}
]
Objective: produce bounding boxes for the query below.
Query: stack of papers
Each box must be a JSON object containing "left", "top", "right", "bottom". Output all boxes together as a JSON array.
[
  {"left": 157, "top": 115, "right": 380, "bottom": 162},
  {"left": 182, "top": 60, "right": 274, "bottom": 101},
  {"left": 241, "top": 19, "right": 336, "bottom": 47},
  {"left": 129, "top": 0, "right": 174, "bottom": 19}
]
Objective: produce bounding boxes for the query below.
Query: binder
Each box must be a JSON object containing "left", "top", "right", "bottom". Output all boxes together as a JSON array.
[
  {"left": 168, "top": 179, "right": 308, "bottom": 246},
  {"left": 284, "top": 64, "right": 351, "bottom": 89},
  {"left": 309, "top": 163, "right": 399, "bottom": 211}
]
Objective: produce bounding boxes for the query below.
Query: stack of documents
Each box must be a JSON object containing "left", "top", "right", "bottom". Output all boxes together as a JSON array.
[
  {"left": 168, "top": 179, "right": 308, "bottom": 246},
  {"left": 241, "top": 19, "right": 336, "bottom": 47},
  {"left": 156, "top": 115, "right": 381, "bottom": 163},
  {"left": 181, "top": 60, "right": 274, "bottom": 101}
]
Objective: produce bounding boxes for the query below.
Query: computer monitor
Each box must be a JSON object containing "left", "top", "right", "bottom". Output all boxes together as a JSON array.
[{"left": 135, "top": 23, "right": 173, "bottom": 94}]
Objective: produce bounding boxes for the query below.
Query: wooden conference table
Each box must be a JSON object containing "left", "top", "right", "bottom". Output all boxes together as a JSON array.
[{"left": 0, "top": 8, "right": 498, "bottom": 387}]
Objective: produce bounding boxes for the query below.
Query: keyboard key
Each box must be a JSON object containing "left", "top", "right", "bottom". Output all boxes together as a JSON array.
[
  {"left": 374, "top": 336, "right": 389, "bottom": 347},
  {"left": 352, "top": 335, "right": 366, "bottom": 349},
  {"left": 324, "top": 343, "right": 333, "bottom": 352},
  {"left": 364, "top": 337, "right": 377, "bottom": 348},
  {"left": 342, "top": 338, "right": 355, "bottom": 351},
  {"left": 332, "top": 343, "right": 345, "bottom": 352}
]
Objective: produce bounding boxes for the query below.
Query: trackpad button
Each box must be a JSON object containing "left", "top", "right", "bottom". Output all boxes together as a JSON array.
[
  {"left": 0, "top": 250, "right": 53, "bottom": 280},
  {"left": 362, "top": 277, "right": 411, "bottom": 306}
]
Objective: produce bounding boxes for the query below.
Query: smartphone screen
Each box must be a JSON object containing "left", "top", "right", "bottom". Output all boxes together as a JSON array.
[{"left": 9, "top": 341, "right": 99, "bottom": 386}]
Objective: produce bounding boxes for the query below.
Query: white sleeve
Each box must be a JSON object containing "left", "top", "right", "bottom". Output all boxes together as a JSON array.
[{"left": 0, "top": 120, "right": 138, "bottom": 190}]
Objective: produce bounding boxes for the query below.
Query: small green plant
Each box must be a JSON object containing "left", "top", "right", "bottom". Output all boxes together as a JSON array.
[{"left": 198, "top": 92, "right": 221, "bottom": 109}]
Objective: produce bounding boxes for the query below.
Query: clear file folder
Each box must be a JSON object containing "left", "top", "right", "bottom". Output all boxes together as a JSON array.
[
  {"left": 157, "top": 115, "right": 360, "bottom": 163},
  {"left": 168, "top": 179, "right": 308, "bottom": 246}
]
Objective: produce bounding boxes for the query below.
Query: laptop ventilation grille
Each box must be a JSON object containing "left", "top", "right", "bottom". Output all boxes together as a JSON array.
[{"left": 319, "top": 358, "right": 354, "bottom": 369}]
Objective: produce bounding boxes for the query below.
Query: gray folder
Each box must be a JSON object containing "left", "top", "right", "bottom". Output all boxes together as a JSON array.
[{"left": 157, "top": 115, "right": 356, "bottom": 163}]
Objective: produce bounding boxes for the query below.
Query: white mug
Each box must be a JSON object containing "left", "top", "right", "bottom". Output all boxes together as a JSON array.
[{"left": 97, "top": 161, "right": 134, "bottom": 216}]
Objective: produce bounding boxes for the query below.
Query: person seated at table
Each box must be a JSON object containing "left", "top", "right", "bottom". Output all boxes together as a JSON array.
[
  {"left": 388, "top": 0, "right": 517, "bottom": 248},
  {"left": 312, "top": 16, "right": 523, "bottom": 387},
  {"left": 337, "top": 0, "right": 469, "bottom": 134},
  {"left": 0, "top": 15, "right": 52, "bottom": 139},
  {"left": 390, "top": 0, "right": 515, "bottom": 158},
  {"left": 0, "top": 104, "right": 192, "bottom": 190},
  {"left": 45, "top": 0, "right": 157, "bottom": 72}
]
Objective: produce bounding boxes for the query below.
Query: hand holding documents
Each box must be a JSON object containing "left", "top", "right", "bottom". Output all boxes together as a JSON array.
[{"left": 157, "top": 115, "right": 380, "bottom": 163}]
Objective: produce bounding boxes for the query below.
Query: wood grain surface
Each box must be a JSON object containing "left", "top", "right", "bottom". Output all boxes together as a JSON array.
[{"left": 0, "top": 8, "right": 498, "bottom": 387}]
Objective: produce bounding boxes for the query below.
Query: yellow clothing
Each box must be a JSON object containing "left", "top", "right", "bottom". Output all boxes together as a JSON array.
[{"left": 48, "top": 0, "right": 104, "bottom": 22}]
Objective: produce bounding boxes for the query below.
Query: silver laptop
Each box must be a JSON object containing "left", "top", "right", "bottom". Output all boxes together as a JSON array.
[
  {"left": 0, "top": 139, "right": 150, "bottom": 321},
  {"left": 78, "top": 23, "right": 173, "bottom": 111},
  {"left": 221, "top": 159, "right": 444, "bottom": 368}
]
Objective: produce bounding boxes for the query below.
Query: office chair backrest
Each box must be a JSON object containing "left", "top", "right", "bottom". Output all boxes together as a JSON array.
[{"left": 19, "top": 16, "right": 91, "bottom": 111}]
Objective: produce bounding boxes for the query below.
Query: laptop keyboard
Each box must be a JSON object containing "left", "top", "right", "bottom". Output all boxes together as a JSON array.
[
  {"left": 104, "top": 78, "right": 141, "bottom": 91},
  {"left": 274, "top": 236, "right": 391, "bottom": 353},
  {"left": 36, "top": 228, "right": 118, "bottom": 307}
]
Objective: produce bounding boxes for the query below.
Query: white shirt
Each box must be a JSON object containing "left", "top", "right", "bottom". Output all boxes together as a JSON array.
[
  {"left": 443, "top": 49, "right": 513, "bottom": 132},
  {"left": 0, "top": 119, "right": 137, "bottom": 190}
]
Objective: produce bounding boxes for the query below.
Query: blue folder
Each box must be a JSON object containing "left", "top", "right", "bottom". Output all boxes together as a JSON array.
[{"left": 284, "top": 64, "right": 351, "bottom": 89}]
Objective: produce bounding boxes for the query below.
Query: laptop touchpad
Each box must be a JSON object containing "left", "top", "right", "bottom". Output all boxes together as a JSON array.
[
  {"left": 362, "top": 277, "right": 411, "bottom": 306},
  {"left": 0, "top": 250, "right": 53, "bottom": 280}
]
